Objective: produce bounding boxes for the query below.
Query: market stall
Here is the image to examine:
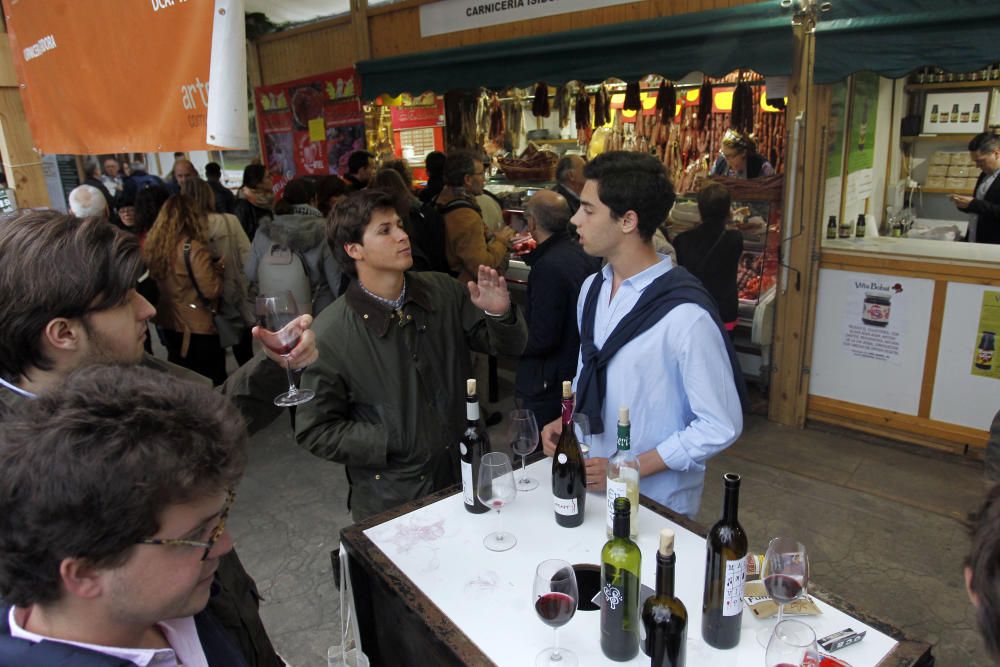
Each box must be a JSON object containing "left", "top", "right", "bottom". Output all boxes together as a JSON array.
[{"left": 796, "top": 0, "right": 1000, "bottom": 453}]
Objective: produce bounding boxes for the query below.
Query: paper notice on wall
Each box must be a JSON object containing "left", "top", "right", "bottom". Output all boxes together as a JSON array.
[
  {"left": 841, "top": 278, "right": 906, "bottom": 365},
  {"left": 971, "top": 291, "right": 1000, "bottom": 380}
]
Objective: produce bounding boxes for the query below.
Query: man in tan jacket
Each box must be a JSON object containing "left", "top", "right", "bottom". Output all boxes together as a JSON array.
[{"left": 437, "top": 150, "right": 514, "bottom": 283}]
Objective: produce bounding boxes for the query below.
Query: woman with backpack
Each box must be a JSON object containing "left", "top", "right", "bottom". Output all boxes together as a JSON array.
[
  {"left": 144, "top": 195, "right": 228, "bottom": 385},
  {"left": 182, "top": 178, "right": 256, "bottom": 366},
  {"left": 234, "top": 164, "right": 274, "bottom": 241},
  {"left": 672, "top": 182, "right": 744, "bottom": 331},
  {"left": 244, "top": 177, "right": 342, "bottom": 316}
]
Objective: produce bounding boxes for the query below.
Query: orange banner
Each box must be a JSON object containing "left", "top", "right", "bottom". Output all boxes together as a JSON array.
[{"left": 4, "top": 0, "right": 221, "bottom": 154}]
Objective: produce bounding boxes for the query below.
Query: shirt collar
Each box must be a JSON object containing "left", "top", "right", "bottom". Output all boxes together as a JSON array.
[
  {"left": 344, "top": 273, "right": 434, "bottom": 338},
  {"left": 8, "top": 606, "right": 203, "bottom": 667},
  {"left": 603, "top": 254, "right": 673, "bottom": 291}
]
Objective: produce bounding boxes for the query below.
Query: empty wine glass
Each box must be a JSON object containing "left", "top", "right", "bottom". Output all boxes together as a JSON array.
[
  {"left": 757, "top": 537, "right": 810, "bottom": 647},
  {"left": 477, "top": 452, "right": 517, "bottom": 551},
  {"left": 533, "top": 559, "right": 579, "bottom": 667},
  {"left": 510, "top": 409, "right": 539, "bottom": 491},
  {"left": 571, "top": 412, "right": 591, "bottom": 458},
  {"left": 765, "top": 619, "right": 820, "bottom": 667},
  {"left": 255, "top": 292, "right": 314, "bottom": 407}
]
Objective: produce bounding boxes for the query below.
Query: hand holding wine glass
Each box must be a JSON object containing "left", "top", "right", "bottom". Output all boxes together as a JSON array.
[
  {"left": 757, "top": 537, "right": 810, "bottom": 646},
  {"left": 509, "top": 409, "right": 539, "bottom": 491},
  {"left": 533, "top": 559, "right": 579, "bottom": 667},
  {"left": 256, "top": 291, "right": 315, "bottom": 407},
  {"left": 476, "top": 452, "right": 517, "bottom": 551}
]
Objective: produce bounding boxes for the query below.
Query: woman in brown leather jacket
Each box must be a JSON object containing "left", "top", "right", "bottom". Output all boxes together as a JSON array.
[{"left": 144, "top": 195, "right": 227, "bottom": 385}]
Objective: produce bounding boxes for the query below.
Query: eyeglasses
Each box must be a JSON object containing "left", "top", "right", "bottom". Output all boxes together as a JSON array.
[{"left": 137, "top": 488, "right": 235, "bottom": 561}]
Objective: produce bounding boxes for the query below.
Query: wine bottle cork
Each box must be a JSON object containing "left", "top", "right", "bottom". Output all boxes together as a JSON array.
[
  {"left": 562, "top": 380, "right": 572, "bottom": 398},
  {"left": 659, "top": 528, "right": 675, "bottom": 557},
  {"left": 466, "top": 378, "right": 476, "bottom": 397},
  {"left": 618, "top": 406, "right": 630, "bottom": 425}
]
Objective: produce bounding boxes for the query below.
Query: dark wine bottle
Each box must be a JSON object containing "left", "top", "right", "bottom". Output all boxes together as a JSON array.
[
  {"left": 701, "top": 472, "right": 748, "bottom": 649},
  {"left": 552, "top": 380, "right": 586, "bottom": 527},
  {"left": 855, "top": 213, "right": 866, "bottom": 238},
  {"left": 460, "top": 378, "right": 490, "bottom": 514},
  {"left": 642, "top": 528, "right": 687, "bottom": 667},
  {"left": 601, "top": 497, "right": 641, "bottom": 661},
  {"left": 826, "top": 215, "right": 837, "bottom": 240}
]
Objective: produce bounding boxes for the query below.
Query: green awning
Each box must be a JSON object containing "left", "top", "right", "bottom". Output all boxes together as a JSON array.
[
  {"left": 814, "top": 0, "right": 1000, "bottom": 84},
  {"left": 358, "top": 1, "right": 794, "bottom": 99}
]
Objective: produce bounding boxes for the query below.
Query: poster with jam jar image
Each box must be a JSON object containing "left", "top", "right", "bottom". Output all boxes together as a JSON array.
[
  {"left": 842, "top": 279, "right": 905, "bottom": 364},
  {"left": 971, "top": 290, "right": 1000, "bottom": 380}
]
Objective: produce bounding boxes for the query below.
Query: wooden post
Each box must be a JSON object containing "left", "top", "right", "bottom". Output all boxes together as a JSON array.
[
  {"left": 768, "top": 17, "right": 829, "bottom": 427},
  {"left": 352, "top": 0, "right": 371, "bottom": 62},
  {"left": 0, "top": 33, "right": 48, "bottom": 208}
]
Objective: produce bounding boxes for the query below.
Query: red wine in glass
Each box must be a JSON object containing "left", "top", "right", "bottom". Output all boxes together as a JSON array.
[
  {"left": 256, "top": 292, "right": 314, "bottom": 407},
  {"left": 764, "top": 574, "right": 804, "bottom": 605},
  {"left": 535, "top": 592, "right": 576, "bottom": 628}
]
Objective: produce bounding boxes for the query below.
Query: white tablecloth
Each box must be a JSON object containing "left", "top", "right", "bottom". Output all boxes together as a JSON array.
[{"left": 363, "top": 460, "right": 898, "bottom": 666}]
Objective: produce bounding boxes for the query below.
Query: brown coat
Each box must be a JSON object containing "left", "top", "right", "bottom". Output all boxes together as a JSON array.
[
  {"left": 154, "top": 237, "right": 223, "bottom": 355},
  {"left": 438, "top": 189, "right": 508, "bottom": 284}
]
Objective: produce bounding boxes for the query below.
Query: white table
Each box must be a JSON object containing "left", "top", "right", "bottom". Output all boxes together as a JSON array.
[{"left": 342, "top": 460, "right": 931, "bottom": 666}]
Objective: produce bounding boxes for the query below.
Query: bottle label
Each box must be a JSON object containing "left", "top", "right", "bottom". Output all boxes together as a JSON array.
[
  {"left": 467, "top": 400, "right": 479, "bottom": 421},
  {"left": 557, "top": 453, "right": 567, "bottom": 464},
  {"left": 723, "top": 556, "right": 747, "bottom": 616},
  {"left": 461, "top": 460, "right": 474, "bottom": 506},
  {"left": 606, "top": 478, "right": 627, "bottom": 531},
  {"left": 554, "top": 496, "right": 578, "bottom": 516},
  {"left": 459, "top": 443, "right": 468, "bottom": 456}
]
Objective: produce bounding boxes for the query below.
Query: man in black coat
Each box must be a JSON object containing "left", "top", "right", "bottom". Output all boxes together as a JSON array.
[
  {"left": 952, "top": 132, "right": 1000, "bottom": 244},
  {"left": 515, "top": 190, "right": 601, "bottom": 425}
]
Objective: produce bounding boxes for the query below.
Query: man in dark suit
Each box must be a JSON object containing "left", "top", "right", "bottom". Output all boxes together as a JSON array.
[
  {"left": 205, "top": 161, "right": 236, "bottom": 214},
  {"left": 552, "top": 154, "right": 585, "bottom": 216},
  {"left": 515, "top": 190, "right": 601, "bottom": 425},
  {"left": 951, "top": 132, "right": 1000, "bottom": 244}
]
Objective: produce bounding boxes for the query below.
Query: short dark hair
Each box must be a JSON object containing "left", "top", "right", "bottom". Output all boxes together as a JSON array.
[
  {"left": 205, "top": 162, "right": 222, "bottom": 179},
  {"left": 968, "top": 483, "right": 1000, "bottom": 661},
  {"left": 444, "top": 150, "right": 479, "bottom": 187},
  {"left": 328, "top": 190, "right": 398, "bottom": 277},
  {"left": 555, "top": 155, "right": 582, "bottom": 185},
  {"left": 969, "top": 132, "right": 1000, "bottom": 155},
  {"left": 0, "top": 365, "right": 247, "bottom": 607},
  {"left": 348, "top": 151, "right": 374, "bottom": 175},
  {"left": 316, "top": 176, "right": 347, "bottom": 217},
  {"left": 241, "top": 163, "right": 267, "bottom": 189},
  {"left": 526, "top": 194, "right": 571, "bottom": 235},
  {"left": 582, "top": 151, "right": 676, "bottom": 242},
  {"left": 274, "top": 177, "right": 318, "bottom": 215},
  {"left": 697, "top": 183, "right": 732, "bottom": 227},
  {"left": 134, "top": 184, "right": 171, "bottom": 235},
  {"left": 425, "top": 151, "right": 446, "bottom": 178},
  {"left": 0, "top": 212, "right": 144, "bottom": 381}
]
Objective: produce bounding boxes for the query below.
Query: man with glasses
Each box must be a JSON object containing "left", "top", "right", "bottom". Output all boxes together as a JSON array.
[
  {"left": 0, "top": 365, "right": 249, "bottom": 665},
  {"left": 0, "top": 210, "right": 318, "bottom": 667},
  {"left": 951, "top": 132, "right": 1000, "bottom": 244}
]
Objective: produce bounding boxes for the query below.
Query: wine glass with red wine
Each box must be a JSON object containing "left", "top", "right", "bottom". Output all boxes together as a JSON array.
[
  {"left": 255, "top": 292, "right": 315, "bottom": 407},
  {"left": 757, "top": 536, "right": 810, "bottom": 646},
  {"left": 532, "top": 559, "right": 578, "bottom": 667},
  {"left": 476, "top": 452, "right": 517, "bottom": 551},
  {"left": 509, "top": 409, "right": 539, "bottom": 491},
  {"left": 765, "top": 619, "right": 820, "bottom": 667}
]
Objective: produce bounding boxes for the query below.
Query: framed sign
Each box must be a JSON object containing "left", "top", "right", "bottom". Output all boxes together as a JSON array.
[{"left": 922, "top": 91, "right": 989, "bottom": 134}]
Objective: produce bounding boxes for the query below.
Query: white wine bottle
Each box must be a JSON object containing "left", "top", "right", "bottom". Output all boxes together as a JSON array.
[{"left": 606, "top": 406, "right": 639, "bottom": 538}]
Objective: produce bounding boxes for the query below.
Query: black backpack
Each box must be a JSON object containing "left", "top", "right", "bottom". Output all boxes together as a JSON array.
[{"left": 412, "top": 201, "right": 451, "bottom": 274}]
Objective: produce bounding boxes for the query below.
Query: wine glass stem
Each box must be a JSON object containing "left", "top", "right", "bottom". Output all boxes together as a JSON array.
[
  {"left": 521, "top": 454, "right": 527, "bottom": 476},
  {"left": 552, "top": 626, "right": 561, "bottom": 660},
  {"left": 496, "top": 508, "right": 503, "bottom": 538},
  {"left": 283, "top": 355, "right": 297, "bottom": 395},
  {"left": 776, "top": 601, "right": 784, "bottom": 626}
]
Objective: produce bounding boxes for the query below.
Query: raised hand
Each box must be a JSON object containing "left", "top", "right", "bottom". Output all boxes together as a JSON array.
[{"left": 468, "top": 265, "right": 511, "bottom": 317}]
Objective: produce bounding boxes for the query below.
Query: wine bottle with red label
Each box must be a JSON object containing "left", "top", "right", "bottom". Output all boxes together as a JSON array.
[
  {"left": 552, "top": 380, "right": 586, "bottom": 527},
  {"left": 461, "top": 379, "right": 490, "bottom": 514}
]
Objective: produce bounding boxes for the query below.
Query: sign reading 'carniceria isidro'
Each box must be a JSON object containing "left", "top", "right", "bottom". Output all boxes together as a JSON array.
[{"left": 419, "top": 0, "right": 642, "bottom": 37}]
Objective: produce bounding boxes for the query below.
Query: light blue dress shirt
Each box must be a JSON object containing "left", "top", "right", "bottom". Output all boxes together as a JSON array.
[{"left": 574, "top": 256, "right": 743, "bottom": 518}]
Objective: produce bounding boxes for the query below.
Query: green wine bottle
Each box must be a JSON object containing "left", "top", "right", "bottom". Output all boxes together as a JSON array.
[{"left": 601, "top": 497, "right": 641, "bottom": 661}]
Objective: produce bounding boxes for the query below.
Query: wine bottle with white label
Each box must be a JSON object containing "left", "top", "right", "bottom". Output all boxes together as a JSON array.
[
  {"left": 601, "top": 497, "right": 641, "bottom": 661},
  {"left": 701, "top": 473, "right": 748, "bottom": 649},
  {"left": 552, "top": 380, "right": 586, "bottom": 527},
  {"left": 461, "top": 378, "right": 490, "bottom": 514},
  {"left": 606, "top": 406, "right": 639, "bottom": 538}
]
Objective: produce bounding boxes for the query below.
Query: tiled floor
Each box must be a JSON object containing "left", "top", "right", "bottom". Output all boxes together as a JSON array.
[{"left": 229, "top": 373, "right": 991, "bottom": 666}]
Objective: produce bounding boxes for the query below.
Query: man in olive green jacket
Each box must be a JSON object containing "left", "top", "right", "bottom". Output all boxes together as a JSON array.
[
  {"left": 0, "top": 211, "right": 318, "bottom": 667},
  {"left": 296, "top": 190, "right": 527, "bottom": 522}
]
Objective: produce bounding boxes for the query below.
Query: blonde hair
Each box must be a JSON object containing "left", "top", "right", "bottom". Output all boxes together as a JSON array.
[
  {"left": 721, "top": 129, "right": 756, "bottom": 155},
  {"left": 180, "top": 178, "right": 216, "bottom": 215},
  {"left": 143, "top": 194, "right": 210, "bottom": 280}
]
